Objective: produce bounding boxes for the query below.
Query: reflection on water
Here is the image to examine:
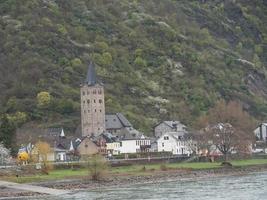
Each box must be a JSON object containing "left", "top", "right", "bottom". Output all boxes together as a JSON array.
[{"left": 31, "top": 172, "right": 267, "bottom": 200}]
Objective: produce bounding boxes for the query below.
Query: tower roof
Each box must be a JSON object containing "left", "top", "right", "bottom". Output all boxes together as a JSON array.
[{"left": 85, "top": 61, "right": 97, "bottom": 86}]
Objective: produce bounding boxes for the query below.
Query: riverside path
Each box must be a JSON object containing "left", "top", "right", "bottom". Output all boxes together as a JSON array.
[{"left": 0, "top": 180, "right": 69, "bottom": 195}]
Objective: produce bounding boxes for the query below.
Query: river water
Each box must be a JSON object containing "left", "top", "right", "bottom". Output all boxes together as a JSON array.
[{"left": 34, "top": 172, "right": 267, "bottom": 200}]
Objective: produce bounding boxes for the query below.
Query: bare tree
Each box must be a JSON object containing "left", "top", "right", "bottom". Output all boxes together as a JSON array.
[
  {"left": 87, "top": 154, "right": 108, "bottom": 181},
  {"left": 195, "top": 100, "right": 255, "bottom": 162},
  {"left": 187, "top": 130, "right": 213, "bottom": 157}
]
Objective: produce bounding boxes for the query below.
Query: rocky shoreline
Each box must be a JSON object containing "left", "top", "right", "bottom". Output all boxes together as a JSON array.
[
  {"left": 36, "top": 164, "right": 267, "bottom": 191},
  {"left": 1, "top": 164, "right": 267, "bottom": 198}
]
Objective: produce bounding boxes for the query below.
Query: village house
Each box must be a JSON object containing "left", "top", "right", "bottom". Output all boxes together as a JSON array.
[
  {"left": 154, "top": 121, "right": 187, "bottom": 138},
  {"left": 254, "top": 123, "right": 267, "bottom": 142},
  {"left": 18, "top": 128, "right": 80, "bottom": 162},
  {"left": 76, "top": 136, "right": 99, "bottom": 159},
  {"left": 253, "top": 123, "right": 267, "bottom": 153},
  {"left": 119, "top": 134, "right": 151, "bottom": 154},
  {"left": 157, "top": 132, "right": 192, "bottom": 155}
]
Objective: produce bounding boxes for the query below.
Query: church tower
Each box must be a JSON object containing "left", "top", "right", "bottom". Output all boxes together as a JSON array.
[{"left": 80, "top": 62, "right": 105, "bottom": 137}]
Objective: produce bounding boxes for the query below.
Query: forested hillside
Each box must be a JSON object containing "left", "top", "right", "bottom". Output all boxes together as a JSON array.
[{"left": 0, "top": 0, "right": 267, "bottom": 134}]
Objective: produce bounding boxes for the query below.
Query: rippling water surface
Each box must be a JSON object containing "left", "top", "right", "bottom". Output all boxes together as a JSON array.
[{"left": 34, "top": 172, "right": 267, "bottom": 200}]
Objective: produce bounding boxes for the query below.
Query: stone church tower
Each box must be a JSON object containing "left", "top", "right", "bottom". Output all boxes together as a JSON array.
[{"left": 80, "top": 62, "right": 105, "bottom": 137}]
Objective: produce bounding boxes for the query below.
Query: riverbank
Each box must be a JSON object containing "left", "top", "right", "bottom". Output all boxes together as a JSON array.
[
  {"left": 1, "top": 159, "right": 267, "bottom": 198},
  {"left": 34, "top": 163, "right": 267, "bottom": 191}
]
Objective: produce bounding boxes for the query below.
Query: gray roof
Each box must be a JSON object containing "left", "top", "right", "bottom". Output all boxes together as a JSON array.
[
  {"left": 105, "top": 113, "right": 132, "bottom": 130},
  {"left": 85, "top": 61, "right": 97, "bottom": 86},
  {"left": 163, "top": 121, "right": 185, "bottom": 128}
]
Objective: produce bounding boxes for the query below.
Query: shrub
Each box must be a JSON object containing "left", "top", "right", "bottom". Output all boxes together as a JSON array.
[{"left": 87, "top": 154, "right": 109, "bottom": 181}]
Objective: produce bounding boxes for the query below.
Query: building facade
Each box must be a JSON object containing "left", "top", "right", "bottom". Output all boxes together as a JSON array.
[
  {"left": 254, "top": 123, "right": 267, "bottom": 142},
  {"left": 119, "top": 136, "right": 151, "bottom": 154},
  {"left": 81, "top": 62, "right": 105, "bottom": 137},
  {"left": 157, "top": 132, "right": 192, "bottom": 155}
]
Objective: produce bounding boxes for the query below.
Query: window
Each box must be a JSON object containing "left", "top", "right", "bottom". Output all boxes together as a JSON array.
[
  {"left": 162, "top": 143, "right": 164, "bottom": 147},
  {"left": 93, "top": 90, "right": 96, "bottom": 94},
  {"left": 85, "top": 144, "right": 88, "bottom": 148},
  {"left": 87, "top": 99, "right": 90, "bottom": 104},
  {"left": 87, "top": 91, "right": 90, "bottom": 95},
  {"left": 84, "top": 110, "right": 86, "bottom": 113},
  {"left": 95, "top": 109, "right": 97, "bottom": 112},
  {"left": 100, "top": 109, "right": 102, "bottom": 112},
  {"left": 99, "top": 99, "right": 102, "bottom": 103},
  {"left": 164, "top": 136, "right": 169, "bottom": 140},
  {"left": 120, "top": 142, "right": 122, "bottom": 147},
  {"left": 88, "top": 110, "right": 90, "bottom": 113},
  {"left": 94, "top": 99, "right": 96, "bottom": 103},
  {"left": 98, "top": 90, "right": 102, "bottom": 94},
  {"left": 82, "top": 91, "right": 85, "bottom": 95}
]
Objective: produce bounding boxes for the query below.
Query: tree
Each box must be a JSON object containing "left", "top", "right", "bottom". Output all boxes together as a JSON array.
[
  {"left": 134, "top": 57, "right": 147, "bottom": 68},
  {"left": 87, "top": 154, "right": 108, "bottom": 181},
  {"left": 34, "top": 141, "right": 53, "bottom": 174},
  {"left": 7, "top": 112, "right": 27, "bottom": 126},
  {"left": 102, "top": 52, "right": 113, "bottom": 66},
  {"left": 187, "top": 130, "right": 213, "bottom": 157},
  {"left": 37, "top": 92, "right": 51, "bottom": 108},
  {"left": 196, "top": 100, "right": 255, "bottom": 161},
  {"left": 0, "top": 142, "right": 11, "bottom": 165},
  {"left": 0, "top": 115, "right": 16, "bottom": 154}
]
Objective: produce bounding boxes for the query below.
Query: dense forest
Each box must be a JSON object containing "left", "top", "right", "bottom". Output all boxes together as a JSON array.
[{"left": 0, "top": 0, "right": 267, "bottom": 136}]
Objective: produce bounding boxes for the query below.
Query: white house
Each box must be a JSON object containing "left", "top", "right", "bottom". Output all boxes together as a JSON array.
[
  {"left": 157, "top": 132, "right": 192, "bottom": 155},
  {"left": 254, "top": 123, "right": 267, "bottom": 142},
  {"left": 253, "top": 123, "right": 267, "bottom": 153},
  {"left": 119, "top": 135, "right": 151, "bottom": 154}
]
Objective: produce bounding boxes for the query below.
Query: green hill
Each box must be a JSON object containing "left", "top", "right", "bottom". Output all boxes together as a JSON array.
[{"left": 0, "top": 0, "right": 267, "bottom": 134}]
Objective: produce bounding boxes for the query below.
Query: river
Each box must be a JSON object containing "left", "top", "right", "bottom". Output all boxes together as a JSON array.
[{"left": 33, "top": 172, "right": 267, "bottom": 200}]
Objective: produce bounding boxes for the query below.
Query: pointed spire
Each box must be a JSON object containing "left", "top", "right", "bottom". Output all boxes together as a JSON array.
[
  {"left": 85, "top": 61, "right": 97, "bottom": 85},
  {"left": 60, "top": 128, "right": 65, "bottom": 137},
  {"left": 69, "top": 140, "right": 74, "bottom": 151}
]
